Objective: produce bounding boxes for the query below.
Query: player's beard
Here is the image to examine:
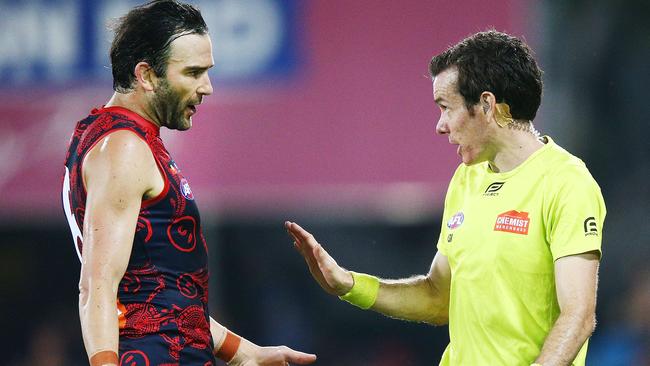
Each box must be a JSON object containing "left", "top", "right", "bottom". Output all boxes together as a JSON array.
[{"left": 150, "top": 78, "right": 191, "bottom": 131}]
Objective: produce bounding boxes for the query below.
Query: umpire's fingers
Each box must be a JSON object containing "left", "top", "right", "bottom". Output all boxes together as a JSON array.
[{"left": 285, "top": 222, "right": 316, "bottom": 247}]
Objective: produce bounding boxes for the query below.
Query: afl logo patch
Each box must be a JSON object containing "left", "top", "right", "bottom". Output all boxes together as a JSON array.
[
  {"left": 447, "top": 212, "right": 464, "bottom": 229},
  {"left": 180, "top": 178, "right": 194, "bottom": 200}
]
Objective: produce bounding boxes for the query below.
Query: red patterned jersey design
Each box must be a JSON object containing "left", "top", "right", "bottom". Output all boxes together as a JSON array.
[{"left": 63, "top": 106, "right": 214, "bottom": 363}]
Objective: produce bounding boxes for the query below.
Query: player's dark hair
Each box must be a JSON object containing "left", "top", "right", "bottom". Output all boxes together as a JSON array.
[
  {"left": 110, "top": 0, "right": 208, "bottom": 93},
  {"left": 429, "top": 30, "right": 543, "bottom": 120}
]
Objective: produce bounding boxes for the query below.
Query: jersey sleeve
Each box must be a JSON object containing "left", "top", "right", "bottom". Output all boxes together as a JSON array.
[
  {"left": 545, "top": 166, "right": 606, "bottom": 261},
  {"left": 436, "top": 207, "right": 450, "bottom": 256},
  {"left": 436, "top": 165, "right": 463, "bottom": 256}
]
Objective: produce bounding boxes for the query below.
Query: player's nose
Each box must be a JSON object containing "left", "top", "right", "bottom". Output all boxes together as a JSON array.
[{"left": 198, "top": 73, "right": 213, "bottom": 96}]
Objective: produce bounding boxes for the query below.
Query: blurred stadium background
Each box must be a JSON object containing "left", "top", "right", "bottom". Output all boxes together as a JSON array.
[{"left": 0, "top": 0, "right": 648, "bottom": 365}]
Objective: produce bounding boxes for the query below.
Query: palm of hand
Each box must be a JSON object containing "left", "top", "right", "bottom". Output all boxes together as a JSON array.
[
  {"left": 309, "top": 245, "right": 350, "bottom": 296},
  {"left": 285, "top": 221, "right": 353, "bottom": 296}
]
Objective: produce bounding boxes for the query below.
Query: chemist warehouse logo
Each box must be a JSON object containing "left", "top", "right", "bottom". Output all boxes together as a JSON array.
[{"left": 494, "top": 210, "right": 530, "bottom": 235}]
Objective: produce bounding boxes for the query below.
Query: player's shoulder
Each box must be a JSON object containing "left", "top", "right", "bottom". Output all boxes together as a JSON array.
[
  {"left": 82, "top": 128, "right": 157, "bottom": 190},
  {"left": 87, "top": 128, "right": 152, "bottom": 166},
  {"left": 99, "top": 128, "right": 150, "bottom": 150}
]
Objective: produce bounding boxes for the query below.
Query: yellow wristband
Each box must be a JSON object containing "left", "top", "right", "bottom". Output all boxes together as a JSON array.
[
  {"left": 339, "top": 272, "right": 379, "bottom": 309},
  {"left": 531, "top": 363, "right": 543, "bottom": 366}
]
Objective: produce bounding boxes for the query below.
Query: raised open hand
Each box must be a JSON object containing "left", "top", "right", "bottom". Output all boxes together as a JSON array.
[{"left": 285, "top": 221, "right": 353, "bottom": 296}]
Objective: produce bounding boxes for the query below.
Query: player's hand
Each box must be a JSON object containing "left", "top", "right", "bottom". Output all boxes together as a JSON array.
[
  {"left": 284, "top": 221, "right": 354, "bottom": 296},
  {"left": 228, "top": 344, "right": 317, "bottom": 366}
]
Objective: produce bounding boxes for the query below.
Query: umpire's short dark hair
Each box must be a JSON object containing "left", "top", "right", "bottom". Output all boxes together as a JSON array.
[
  {"left": 429, "top": 30, "right": 543, "bottom": 120},
  {"left": 110, "top": 0, "right": 208, "bottom": 92}
]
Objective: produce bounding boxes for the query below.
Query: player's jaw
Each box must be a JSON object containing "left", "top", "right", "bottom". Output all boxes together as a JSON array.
[
  {"left": 184, "top": 97, "right": 203, "bottom": 122},
  {"left": 178, "top": 99, "right": 200, "bottom": 130},
  {"left": 150, "top": 79, "right": 202, "bottom": 131}
]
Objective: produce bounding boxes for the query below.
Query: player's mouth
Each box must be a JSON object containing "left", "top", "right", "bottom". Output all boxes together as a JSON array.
[{"left": 186, "top": 104, "right": 197, "bottom": 116}]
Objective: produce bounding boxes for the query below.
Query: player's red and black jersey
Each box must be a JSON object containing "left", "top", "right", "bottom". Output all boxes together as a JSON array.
[{"left": 62, "top": 106, "right": 216, "bottom": 365}]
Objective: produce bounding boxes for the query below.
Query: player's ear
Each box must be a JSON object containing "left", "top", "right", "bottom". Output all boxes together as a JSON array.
[{"left": 134, "top": 62, "right": 157, "bottom": 92}]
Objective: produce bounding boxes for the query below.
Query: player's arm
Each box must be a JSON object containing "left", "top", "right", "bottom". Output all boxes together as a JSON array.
[
  {"left": 79, "top": 130, "right": 160, "bottom": 366},
  {"left": 209, "top": 317, "right": 316, "bottom": 365},
  {"left": 533, "top": 251, "right": 599, "bottom": 366},
  {"left": 285, "top": 221, "right": 451, "bottom": 325}
]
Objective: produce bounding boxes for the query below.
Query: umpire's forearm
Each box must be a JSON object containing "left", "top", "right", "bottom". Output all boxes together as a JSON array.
[
  {"left": 371, "top": 275, "right": 449, "bottom": 325},
  {"left": 534, "top": 310, "right": 595, "bottom": 366}
]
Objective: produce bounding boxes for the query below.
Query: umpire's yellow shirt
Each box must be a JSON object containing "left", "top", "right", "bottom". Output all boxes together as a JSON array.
[{"left": 436, "top": 136, "right": 605, "bottom": 365}]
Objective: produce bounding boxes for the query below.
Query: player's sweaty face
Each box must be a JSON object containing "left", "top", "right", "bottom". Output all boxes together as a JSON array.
[
  {"left": 433, "top": 68, "right": 490, "bottom": 165},
  {"left": 151, "top": 33, "right": 214, "bottom": 131}
]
